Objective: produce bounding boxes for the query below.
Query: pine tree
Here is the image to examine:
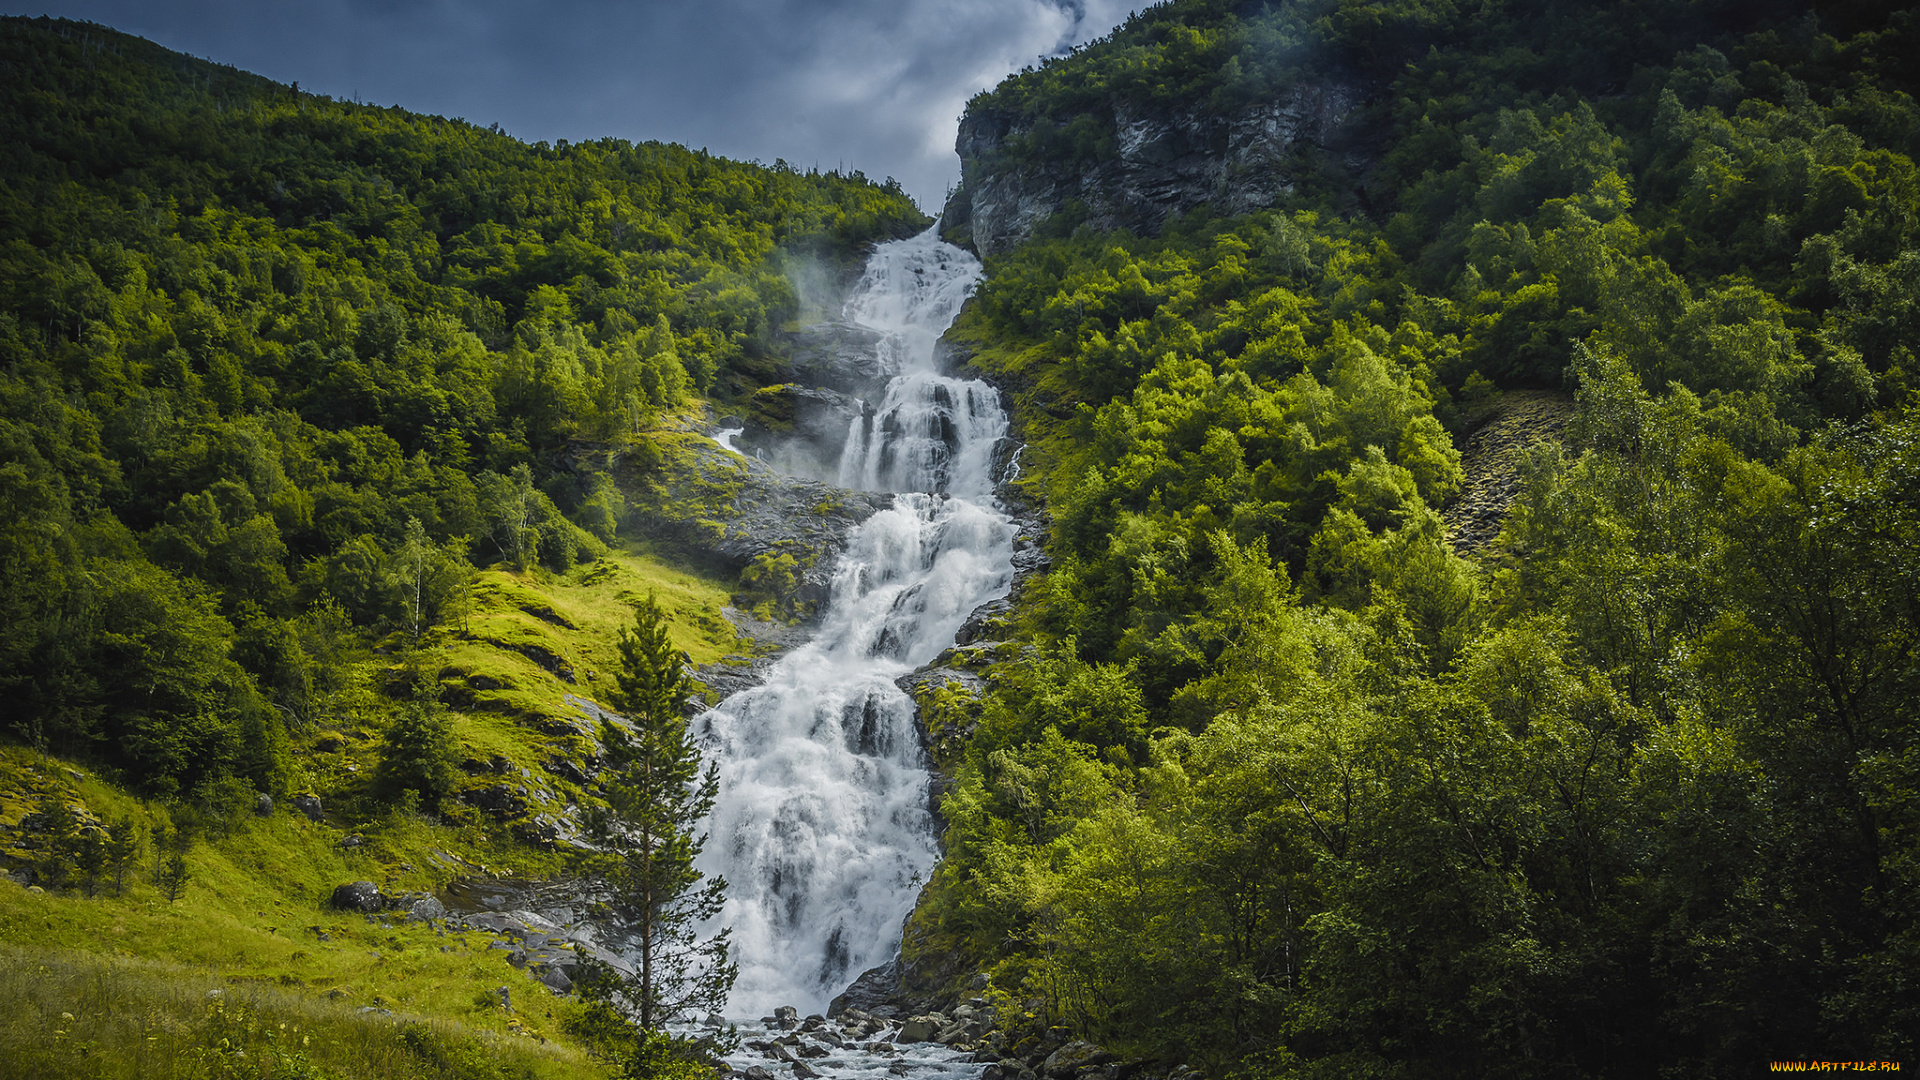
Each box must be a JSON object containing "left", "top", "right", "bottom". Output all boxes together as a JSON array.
[{"left": 585, "top": 594, "right": 734, "bottom": 1031}]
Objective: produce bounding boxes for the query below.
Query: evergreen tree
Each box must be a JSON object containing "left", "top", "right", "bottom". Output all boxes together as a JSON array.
[
  {"left": 585, "top": 594, "right": 734, "bottom": 1031},
  {"left": 154, "top": 827, "right": 190, "bottom": 902},
  {"left": 373, "top": 689, "right": 462, "bottom": 811}
]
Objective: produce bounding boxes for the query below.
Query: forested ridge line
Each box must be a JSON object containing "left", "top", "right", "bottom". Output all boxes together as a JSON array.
[{"left": 893, "top": 0, "right": 1920, "bottom": 1076}]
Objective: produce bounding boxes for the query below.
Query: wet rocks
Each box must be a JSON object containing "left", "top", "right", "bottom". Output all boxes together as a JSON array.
[
  {"left": 829, "top": 958, "right": 903, "bottom": 1018},
  {"left": 735, "top": 384, "right": 872, "bottom": 483},
  {"left": 625, "top": 433, "right": 894, "bottom": 618},
  {"left": 782, "top": 322, "right": 895, "bottom": 397}
]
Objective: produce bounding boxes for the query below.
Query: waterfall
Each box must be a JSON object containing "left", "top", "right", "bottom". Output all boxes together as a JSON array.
[{"left": 696, "top": 225, "right": 1010, "bottom": 1018}]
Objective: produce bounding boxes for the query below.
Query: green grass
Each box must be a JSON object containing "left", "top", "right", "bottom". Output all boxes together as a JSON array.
[
  {"left": 0, "top": 944, "right": 609, "bottom": 1080},
  {"left": 0, "top": 516, "right": 743, "bottom": 1078},
  {"left": 0, "top": 543, "right": 741, "bottom": 1076}
]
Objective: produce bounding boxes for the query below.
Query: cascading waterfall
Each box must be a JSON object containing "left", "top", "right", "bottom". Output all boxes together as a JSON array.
[{"left": 696, "top": 225, "right": 1011, "bottom": 1018}]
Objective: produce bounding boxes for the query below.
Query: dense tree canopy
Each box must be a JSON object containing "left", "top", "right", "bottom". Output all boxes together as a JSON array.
[
  {"left": 917, "top": 0, "right": 1920, "bottom": 1075},
  {"left": 0, "top": 15, "right": 924, "bottom": 797}
]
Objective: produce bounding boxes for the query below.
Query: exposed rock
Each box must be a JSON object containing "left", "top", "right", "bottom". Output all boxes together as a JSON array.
[
  {"left": 829, "top": 959, "right": 903, "bottom": 1018},
  {"left": 330, "top": 881, "right": 383, "bottom": 913},
  {"left": 793, "top": 1064, "right": 821, "bottom": 1080},
  {"left": 292, "top": 794, "right": 324, "bottom": 822},
  {"left": 744, "top": 1068, "right": 776, "bottom": 1080},
  {"left": 512, "top": 816, "right": 562, "bottom": 847},
  {"left": 1042, "top": 1041, "right": 1114, "bottom": 1079},
  {"left": 543, "top": 756, "right": 591, "bottom": 785},
  {"left": 944, "top": 79, "right": 1372, "bottom": 256},
  {"left": 408, "top": 896, "right": 447, "bottom": 922},
  {"left": 462, "top": 784, "right": 527, "bottom": 817},
  {"left": 621, "top": 434, "right": 894, "bottom": 618},
  {"left": 254, "top": 793, "right": 273, "bottom": 816},
  {"left": 772, "top": 1005, "right": 800, "bottom": 1030},
  {"left": 781, "top": 322, "right": 895, "bottom": 397},
  {"left": 896, "top": 1015, "right": 942, "bottom": 1044},
  {"left": 538, "top": 966, "right": 573, "bottom": 994},
  {"left": 736, "top": 384, "right": 871, "bottom": 484},
  {"left": 692, "top": 654, "right": 781, "bottom": 702},
  {"left": 1442, "top": 390, "right": 1574, "bottom": 554}
]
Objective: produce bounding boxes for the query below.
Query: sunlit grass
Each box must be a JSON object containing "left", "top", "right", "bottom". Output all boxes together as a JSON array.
[{"left": 0, "top": 945, "right": 610, "bottom": 1079}]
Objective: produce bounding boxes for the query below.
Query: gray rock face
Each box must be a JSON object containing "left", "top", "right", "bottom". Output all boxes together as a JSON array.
[
  {"left": 408, "top": 896, "right": 447, "bottom": 922},
  {"left": 634, "top": 436, "right": 894, "bottom": 615},
  {"left": 828, "top": 959, "right": 902, "bottom": 1018},
  {"left": 781, "top": 322, "right": 894, "bottom": 397},
  {"left": 735, "top": 384, "right": 870, "bottom": 484},
  {"left": 943, "top": 79, "right": 1370, "bottom": 256},
  {"left": 254, "top": 793, "right": 273, "bottom": 817},
  {"left": 331, "top": 881, "right": 383, "bottom": 913}
]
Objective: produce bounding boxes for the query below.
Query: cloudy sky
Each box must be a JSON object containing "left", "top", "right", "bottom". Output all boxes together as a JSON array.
[{"left": 5, "top": 0, "right": 1139, "bottom": 210}]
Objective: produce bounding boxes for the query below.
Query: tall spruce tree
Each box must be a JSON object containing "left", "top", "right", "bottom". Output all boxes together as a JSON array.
[{"left": 587, "top": 594, "right": 734, "bottom": 1030}]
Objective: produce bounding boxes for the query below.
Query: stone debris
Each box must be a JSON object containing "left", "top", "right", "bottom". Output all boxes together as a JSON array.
[{"left": 1442, "top": 390, "right": 1574, "bottom": 554}]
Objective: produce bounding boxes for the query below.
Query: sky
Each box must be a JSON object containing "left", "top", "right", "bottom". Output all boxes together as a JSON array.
[{"left": 4, "top": 0, "right": 1140, "bottom": 211}]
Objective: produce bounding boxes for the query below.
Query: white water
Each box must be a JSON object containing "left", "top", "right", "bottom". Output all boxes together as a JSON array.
[{"left": 696, "top": 225, "right": 1010, "bottom": 1018}]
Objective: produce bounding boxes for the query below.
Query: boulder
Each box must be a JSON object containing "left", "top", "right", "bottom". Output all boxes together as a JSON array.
[
  {"left": 896, "top": 1014, "right": 942, "bottom": 1044},
  {"left": 407, "top": 896, "right": 447, "bottom": 922},
  {"left": 1042, "top": 1042, "right": 1114, "bottom": 1079},
  {"left": 744, "top": 1068, "right": 775, "bottom": 1080},
  {"left": 792, "top": 1064, "right": 821, "bottom": 1080},
  {"left": 772, "top": 1005, "right": 800, "bottom": 1029},
  {"left": 538, "top": 966, "right": 573, "bottom": 995},
  {"left": 254, "top": 793, "right": 273, "bottom": 817},
  {"left": 292, "top": 794, "right": 324, "bottom": 822},
  {"left": 330, "top": 881, "right": 383, "bottom": 913}
]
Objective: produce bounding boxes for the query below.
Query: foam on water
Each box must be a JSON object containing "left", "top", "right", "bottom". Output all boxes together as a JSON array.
[{"left": 695, "top": 225, "right": 1009, "bottom": 1020}]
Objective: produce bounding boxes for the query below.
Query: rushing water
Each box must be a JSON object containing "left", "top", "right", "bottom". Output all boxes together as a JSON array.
[{"left": 696, "top": 225, "right": 1011, "bottom": 1020}]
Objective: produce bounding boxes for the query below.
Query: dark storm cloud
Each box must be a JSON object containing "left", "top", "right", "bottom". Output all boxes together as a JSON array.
[{"left": 4, "top": 0, "right": 1138, "bottom": 210}]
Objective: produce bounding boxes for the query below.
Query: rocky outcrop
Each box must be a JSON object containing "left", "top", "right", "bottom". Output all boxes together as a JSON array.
[
  {"left": 943, "top": 78, "right": 1373, "bottom": 256},
  {"left": 619, "top": 432, "right": 894, "bottom": 616},
  {"left": 733, "top": 384, "right": 869, "bottom": 484},
  {"left": 1443, "top": 391, "right": 1574, "bottom": 553},
  {"left": 780, "top": 321, "right": 894, "bottom": 397}
]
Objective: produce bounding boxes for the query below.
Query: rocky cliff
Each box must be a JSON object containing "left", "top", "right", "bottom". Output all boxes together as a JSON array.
[{"left": 941, "top": 76, "right": 1374, "bottom": 256}]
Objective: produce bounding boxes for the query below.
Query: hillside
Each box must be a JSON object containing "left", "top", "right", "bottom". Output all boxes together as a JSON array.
[
  {"left": 888, "top": 0, "right": 1920, "bottom": 1077},
  {"left": 5, "top": 3, "right": 1920, "bottom": 1079},
  {"left": 0, "top": 14, "right": 923, "bottom": 1079}
]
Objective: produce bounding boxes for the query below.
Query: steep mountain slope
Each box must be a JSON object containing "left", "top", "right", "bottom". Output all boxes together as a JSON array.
[
  {"left": 0, "top": 16, "right": 923, "bottom": 1079},
  {"left": 887, "top": 1, "right": 1920, "bottom": 1076}
]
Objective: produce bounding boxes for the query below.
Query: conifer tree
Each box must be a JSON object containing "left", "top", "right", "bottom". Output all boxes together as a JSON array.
[{"left": 586, "top": 594, "right": 734, "bottom": 1030}]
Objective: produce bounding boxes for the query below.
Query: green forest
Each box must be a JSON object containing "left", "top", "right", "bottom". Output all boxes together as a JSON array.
[
  {"left": 3, "top": 0, "right": 1919, "bottom": 1077},
  {"left": 906, "top": 0, "right": 1920, "bottom": 1075},
  {"left": 0, "top": 15, "right": 922, "bottom": 799}
]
